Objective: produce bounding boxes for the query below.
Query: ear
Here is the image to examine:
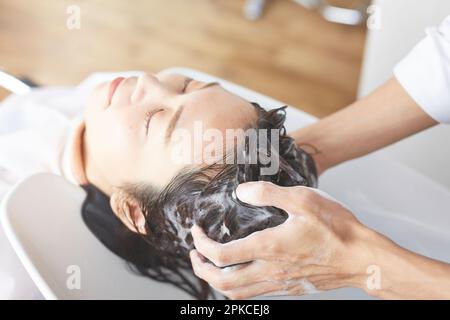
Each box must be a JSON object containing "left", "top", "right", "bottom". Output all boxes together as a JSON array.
[{"left": 110, "top": 190, "right": 147, "bottom": 235}]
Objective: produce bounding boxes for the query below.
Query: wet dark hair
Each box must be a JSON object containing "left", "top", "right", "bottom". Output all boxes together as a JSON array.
[{"left": 81, "top": 103, "right": 317, "bottom": 299}]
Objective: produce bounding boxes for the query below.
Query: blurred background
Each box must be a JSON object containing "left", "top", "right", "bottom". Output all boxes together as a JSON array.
[{"left": 0, "top": 0, "right": 368, "bottom": 117}]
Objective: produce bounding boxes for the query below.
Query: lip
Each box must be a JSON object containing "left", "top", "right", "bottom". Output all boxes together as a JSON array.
[{"left": 107, "top": 77, "right": 125, "bottom": 106}]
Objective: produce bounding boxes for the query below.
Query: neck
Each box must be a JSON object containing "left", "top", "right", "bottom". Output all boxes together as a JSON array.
[
  {"left": 70, "top": 121, "right": 89, "bottom": 185},
  {"left": 71, "top": 122, "right": 114, "bottom": 196}
]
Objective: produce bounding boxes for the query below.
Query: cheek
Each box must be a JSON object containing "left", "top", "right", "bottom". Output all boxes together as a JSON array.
[
  {"left": 100, "top": 112, "right": 141, "bottom": 153},
  {"left": 85, "top": 83, "right": 108, "bottom": 115},
  {"left": 86, "top": 110, "right": 141, "bottom": 168}
]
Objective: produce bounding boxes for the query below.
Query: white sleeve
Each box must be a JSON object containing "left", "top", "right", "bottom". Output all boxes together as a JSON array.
[{"left": 394, "top": 16, "right": 450, "bottom": 124}]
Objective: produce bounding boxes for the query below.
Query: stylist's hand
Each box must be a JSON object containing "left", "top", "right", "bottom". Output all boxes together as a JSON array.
[{"left": 190, "top": 181, "right": 376, "bottom": 299}]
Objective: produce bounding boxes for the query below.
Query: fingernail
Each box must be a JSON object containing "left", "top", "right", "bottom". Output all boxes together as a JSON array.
[
  {"left": 235, "top": 182, "right": 255, "bottom": 203},
  {"left": 190, "top": 250, "right": 203, "bottom": 265},
  {"left": 191, "top": 225, "right": 199, "bottom": 239},
  {"left": 191, "top": 225, "right": 206, "bottom": 241}
]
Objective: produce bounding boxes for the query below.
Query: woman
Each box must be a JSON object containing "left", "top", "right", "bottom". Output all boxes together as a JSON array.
[
  {"left": 80, "top": 73, "right": 317, "bottom": 299},
  {"left": 0, "top": 71, "right": 317, "bottom": 299}
]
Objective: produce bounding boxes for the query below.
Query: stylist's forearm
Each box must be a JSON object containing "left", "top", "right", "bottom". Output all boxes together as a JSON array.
[
  {"left": 359, "top": 228, "right": 450, "bottom": 299},
  {"left": 291, "top": 77, "right": 438, "bottom": 174}
]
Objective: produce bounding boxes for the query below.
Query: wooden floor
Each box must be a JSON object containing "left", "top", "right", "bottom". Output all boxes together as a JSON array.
[{"left": 0, "top": 0, "right": 366, "bottom": 117}]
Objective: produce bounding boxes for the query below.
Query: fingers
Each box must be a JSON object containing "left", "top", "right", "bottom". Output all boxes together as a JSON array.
[
  {"left": 191, "top": 224, "right": 273, "bottom": 267},
  {"left": 190, "top": 250, "right": 266, "bottom": 290},
  {"left": 236, "top": 181, "right": 322, "bottom": 216},
  {"left": 221, "top": 281, "right": 286, "bottom": 300},
  {"left": 218, "top": 278, "right": 316, "bottom": 300},
  {"left": 190, "top": 249, "right": 286, "bottom": 300}
]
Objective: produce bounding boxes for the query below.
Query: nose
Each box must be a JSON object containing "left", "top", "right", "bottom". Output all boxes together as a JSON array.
[
  {"left": 140, "top": 73, "right": 160, "bottom": 86},
  {"left": 131, "top": 73, "right": 162, "bottom": 103}
]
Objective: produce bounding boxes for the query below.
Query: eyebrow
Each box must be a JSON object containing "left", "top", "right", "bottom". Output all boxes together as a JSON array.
[
  {"left": 164, "top": 82, "right": 220, "bottom": 144},
  {"left": 165, "top": 105, "right": 185, "bottom": 144}
]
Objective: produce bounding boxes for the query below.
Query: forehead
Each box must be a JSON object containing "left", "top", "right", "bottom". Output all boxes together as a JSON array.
[{"left": 183, "top": 85, "right": 257, "bottom": 129}]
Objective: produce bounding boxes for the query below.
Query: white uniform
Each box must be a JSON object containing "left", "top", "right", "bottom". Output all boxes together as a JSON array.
[{"left": 395, "top": 16, "right": 450, "bottom": 123}]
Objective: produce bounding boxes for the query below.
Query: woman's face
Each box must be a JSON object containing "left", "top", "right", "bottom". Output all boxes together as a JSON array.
[{"left": 83, "top": 72, "right": 257, "bottom": 194}]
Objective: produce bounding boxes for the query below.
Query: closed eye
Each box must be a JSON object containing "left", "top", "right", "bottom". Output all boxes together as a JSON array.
[
  {"left": 145, "top": 108, "right": 164, "bottom": 135},
  {"left": 183, "top": 78, "right": 193, "bottom": 93}
]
